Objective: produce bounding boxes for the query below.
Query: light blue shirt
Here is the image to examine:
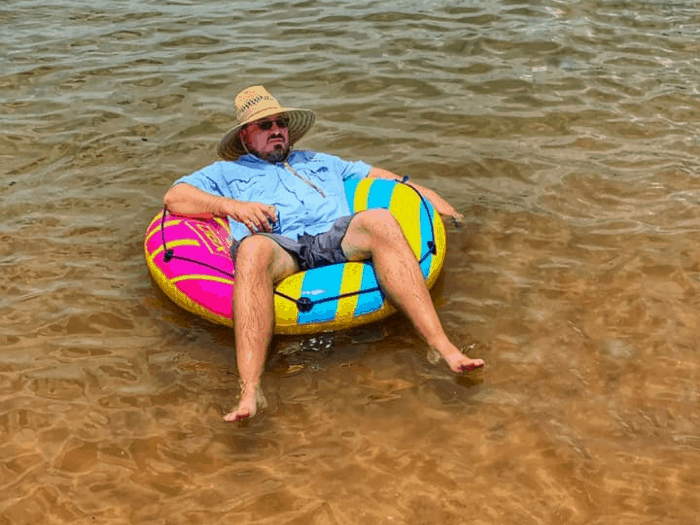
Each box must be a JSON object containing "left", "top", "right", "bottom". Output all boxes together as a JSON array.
[{"left": 174, "top": 150, "right": 372, "bottom": 243}]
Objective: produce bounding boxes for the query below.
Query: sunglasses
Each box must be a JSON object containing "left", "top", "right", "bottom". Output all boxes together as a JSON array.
[{"left": 253, "top": 117, "right": 289, "bottom": 131}]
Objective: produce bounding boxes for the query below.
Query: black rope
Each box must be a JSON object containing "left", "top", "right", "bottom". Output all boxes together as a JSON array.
[
  {"left": 400, "top": 176, "right": 438, "bottom": 262},
  {"left": 273, "top": 291, "right": 314, "bottom": 313},
  {"left": 159, "top": 208, "right": 235, "bottom": 279},
  {"left": 274, "top": 279, "right": 384, "bottom": 313},
  {"left": 290, "top": 286, "right": 383, "bottom": 309}
]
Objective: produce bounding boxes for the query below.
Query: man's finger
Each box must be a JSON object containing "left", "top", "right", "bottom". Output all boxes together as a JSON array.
[{"left": 254, "top": 211, "right": 272, "bottom": 232}]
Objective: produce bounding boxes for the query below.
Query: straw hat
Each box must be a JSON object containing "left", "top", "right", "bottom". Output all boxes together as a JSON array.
[{"left": 217, "top": 85, "right": 316, "bottom": 161}]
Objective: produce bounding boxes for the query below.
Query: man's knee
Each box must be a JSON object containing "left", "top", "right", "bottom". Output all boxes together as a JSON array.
[
  {"left": 235, "top": 234, "right": 299, "bottom": 281},
  {"left": 351, "top": 208, "right": 399, "bottom": 234},
  {"left": 235, "top": 235, "right": 277, "bottom": 267},
  {"left": 343, "top": 209, "right": 403, "bottom": 261}
]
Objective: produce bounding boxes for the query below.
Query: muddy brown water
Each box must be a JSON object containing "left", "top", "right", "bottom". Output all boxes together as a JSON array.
[{"left": 2, "top": 1, "right": 700, "bottom": 523}]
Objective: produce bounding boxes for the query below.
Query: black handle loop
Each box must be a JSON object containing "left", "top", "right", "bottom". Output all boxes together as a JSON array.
[{"left": 158, "top": 208, "right": 235, "bottom": 278}]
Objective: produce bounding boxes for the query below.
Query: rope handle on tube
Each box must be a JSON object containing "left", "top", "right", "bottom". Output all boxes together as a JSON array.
[{"left": 157, "top": 175, "right": 440, "bottom": 314}]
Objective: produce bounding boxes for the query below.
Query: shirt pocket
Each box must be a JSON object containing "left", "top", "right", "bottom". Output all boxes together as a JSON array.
[
  {"left": 230, "top": 172, "right": 276, "bottom": 203},
  {"left": 303, "top": 165, "right": 343, "bottom": 198}
]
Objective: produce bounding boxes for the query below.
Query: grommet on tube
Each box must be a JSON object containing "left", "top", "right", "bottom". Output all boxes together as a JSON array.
[
  {"left": 296, "top": 297, "right": 313, "bottom": 313},
  {"left": 401, "top": 175, "right": 410, "bottom": 183},
  {"left": 164, "top": 249, "right": 174, "bottom": 262}
]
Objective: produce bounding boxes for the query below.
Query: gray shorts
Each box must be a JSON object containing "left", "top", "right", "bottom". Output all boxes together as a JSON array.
[{"left": 231, "top": 215, "right": 352, "bottom": 272}]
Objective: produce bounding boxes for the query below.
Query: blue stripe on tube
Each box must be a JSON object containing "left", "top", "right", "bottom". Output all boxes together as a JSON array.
[
  {"left": 354, "top": 263, "right": 385, "bottom": 316},
  {"left": 365, "top": 178, "right": 395, "bottom": 211},
  {"left": 297, "top": 264, "right": 344, "bottom": 325},
  {"left": 344, "top": 178, "right": 361, "bottom": 210},
  {"left": 418, "top": 196, "right": 434, "bottom": 279}
]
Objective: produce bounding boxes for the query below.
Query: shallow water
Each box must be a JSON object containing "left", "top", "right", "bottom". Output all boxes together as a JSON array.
[{"left": 2, "top": 0, "right": 700, "bottom": 523}]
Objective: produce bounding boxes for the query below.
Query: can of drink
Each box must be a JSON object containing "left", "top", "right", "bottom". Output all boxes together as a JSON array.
[{"left": 270, "top": 207, "right": 282, "bottom": 234}]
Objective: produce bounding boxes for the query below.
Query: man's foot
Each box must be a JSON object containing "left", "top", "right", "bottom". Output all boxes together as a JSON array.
[
  {"left": 427, "top": 346, "right": 484, "bottom": 374},
  {"left": 223, "top": 385, "right": 267, "bottom": 422}
]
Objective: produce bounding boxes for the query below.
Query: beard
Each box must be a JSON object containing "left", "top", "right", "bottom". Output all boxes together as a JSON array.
[{"left": 255, "top": 143, "right": 290, "bottom": 164}]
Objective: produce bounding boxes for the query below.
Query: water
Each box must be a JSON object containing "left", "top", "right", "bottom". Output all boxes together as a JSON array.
[{"left": 2, "top": 0, "right": 700, "bottom": 523}]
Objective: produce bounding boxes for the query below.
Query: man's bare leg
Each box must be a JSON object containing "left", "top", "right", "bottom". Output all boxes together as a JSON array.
[
  {"left": 342, "top": 209, "right": 484, "bottom": 373},
  {"left": 223, "top": 235, "right": 299, "bottom": 422}
]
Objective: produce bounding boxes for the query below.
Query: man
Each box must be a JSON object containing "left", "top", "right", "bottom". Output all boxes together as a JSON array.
[{"left": 164, "top": 86, "right": 484, "bottom": 422}]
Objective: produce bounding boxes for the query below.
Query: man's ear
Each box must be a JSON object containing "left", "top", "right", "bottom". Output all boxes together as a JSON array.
[{"left": 238, "top": 126, "right": 249, "bottom": 145}]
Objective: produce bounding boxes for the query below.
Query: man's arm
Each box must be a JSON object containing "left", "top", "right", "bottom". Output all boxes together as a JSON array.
[
  {"left": 163, "top": 183, "right": 277, "bottom": 233},
  {"left": 164, "top": 183, "right": 231, "bottom": 218},
  {"left": 367, "top": 167, "right": 463, "bottom": 221}
]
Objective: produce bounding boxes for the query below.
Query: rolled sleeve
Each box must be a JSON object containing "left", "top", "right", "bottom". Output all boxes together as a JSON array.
[
  {"left": 173, "top": 164, "right": 230, "bottom": 197},
  {"left": 339, "top": 159, "right": 372, "bottom": 182}
]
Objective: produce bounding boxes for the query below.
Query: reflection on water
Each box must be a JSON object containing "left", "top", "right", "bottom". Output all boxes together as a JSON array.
[{"left": 2, "top": 0, "right": 700, "bottom": 523}]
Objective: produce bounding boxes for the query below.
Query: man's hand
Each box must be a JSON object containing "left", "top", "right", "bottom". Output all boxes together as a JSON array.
[
  {"left": 430, "top": 199, "right": 464, "bottom": 223},
  {"left": 367, "top": 167, "right": 464, "bottom": 225},
  {"left": 224, "top": 201, "right": 277, "bottom": 233}
]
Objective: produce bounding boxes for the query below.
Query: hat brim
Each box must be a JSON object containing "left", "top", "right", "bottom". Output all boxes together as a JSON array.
[{"left": 217, "top": 108, "right": 315, "bottom": 161}]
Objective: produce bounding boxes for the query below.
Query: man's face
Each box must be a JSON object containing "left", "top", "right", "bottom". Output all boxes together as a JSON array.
[{"left": 240, "top": 114, "right": 290, "bottom": 163}]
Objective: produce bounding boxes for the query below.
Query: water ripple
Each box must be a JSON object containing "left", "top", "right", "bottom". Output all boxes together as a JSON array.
[{"left": 3, "top": 0, "right": 700, "bottom": 523}]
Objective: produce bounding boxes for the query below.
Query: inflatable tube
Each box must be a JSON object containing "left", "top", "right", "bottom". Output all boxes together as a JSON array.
[{"left": 144, "top": 177, "right": 446, "bottom": 335}]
